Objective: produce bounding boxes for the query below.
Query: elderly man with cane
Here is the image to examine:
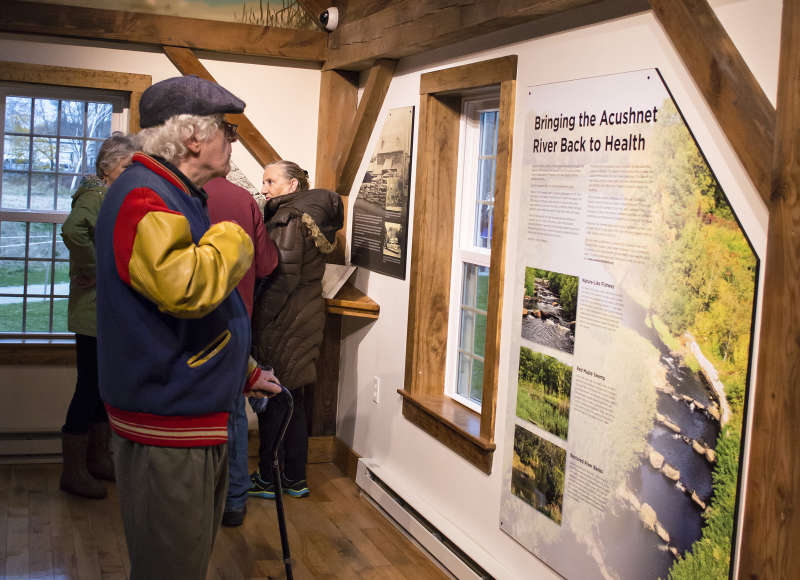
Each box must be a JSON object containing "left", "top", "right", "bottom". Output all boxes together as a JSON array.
[{"left": 95, "top": 75, "right": 281, "bottom": 580}]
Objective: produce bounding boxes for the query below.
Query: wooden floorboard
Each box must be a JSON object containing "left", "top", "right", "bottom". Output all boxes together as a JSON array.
[{"left": 0, "top": 461, "right": 449, "bottom": 580}]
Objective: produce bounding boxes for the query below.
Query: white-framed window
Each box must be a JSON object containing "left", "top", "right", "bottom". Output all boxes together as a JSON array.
[
  {"left": 0, "top": 82, "right": 127, "bottom": 337},
  {"left": 445, "top": 92, "right": 500, "bottom": 411}
]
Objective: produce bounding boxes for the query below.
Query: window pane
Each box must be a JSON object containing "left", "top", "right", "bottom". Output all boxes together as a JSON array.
[
  {"left": 30, "top": 173, "right": 57, "bottom": 210},
  {"left": 462, "top": 264, "right": 477, "bottom": 307},
  {"left": 5, "top": 96, "right": 32, "bottom": 134},
  {"left": 459, "top": 309, "right": 474, "bottom": 351},
  {"left": 52, "top": 297, "right": 68, "bottom": 332},
  {"left": 60, "top": 100, "right": 85, "bottom": 137},
  {"left": 88, "top": 102, "right": 113, "bottom": 137},
  {"left": 4, "top": 135, "right": 31, "bottom": 171},
  {"left": 55, "top": 224, "right": 68, "bottom": 259},
  {"left": 0, "top": 258, "right": 25, "bottom": 286},
  {"left": 474, "top": 202, "right": 493, "bottom": 249},
  {"left": 0, "top": 223, "right": 26, "bottom": 258},
  {"left": 2, "top": 172, "right": 29, "bottom": 209},
  {"left": 470, "top": 358, "right": 484, "bottom": 403},
  {"left": 33, "top": 99, "right": 59, "bottom": 135},
  {"left": 59, "top": 174, "right": 81, "bottom": 205},
  {"left": 54, "top": 261, "right": 70, "bottom": 293},
  {"left": 58, "top": 138, "right": 84, "bottom": 173},
  {"left": 456, "top": 353, "right": 471, "bottom": 399},
  {"left": 26, "top": 260, "right": 51, "bottom": 294},
  {"left": 474, "top": 312, "right": 487, "bottom": 357},
  {"left": 479, "top": 111, "right": 498, "bottom": 156},
  {"left": 29, "top": 223, "right": 54, "bottom": 259},
  {"left": 25, "top": 299, "right": 51, "bottom": 332},
  {"left": 476, "top": 265, "right": 489, "bottom": 311},
  {"left": 477, "top": 157, "right": 496, "bottom": 202},
  {"left": 0, "top": 301, "right": 23, "bottom": 332},
  {"left": 85, "top": 139, "right": 103, "bottom": 175},
  {"left": 1, "top": 86, "right": 124, "bottom": 337},
  {"left": 32, "top": 137, "right": 57, "bottom": 171}
]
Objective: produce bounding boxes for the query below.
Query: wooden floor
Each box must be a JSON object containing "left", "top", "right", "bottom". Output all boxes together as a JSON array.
[{"left": 0, "top": 461, "right": 449, "bottom": 579}]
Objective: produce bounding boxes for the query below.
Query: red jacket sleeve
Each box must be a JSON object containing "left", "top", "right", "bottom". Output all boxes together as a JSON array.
[{"left": 251, "top": 196, "right": 278, "bottom": 278}]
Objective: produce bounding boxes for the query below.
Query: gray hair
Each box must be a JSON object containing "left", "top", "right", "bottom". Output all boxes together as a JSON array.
[
  {"left": 135, "top": 114, "right": 222, "bottom": 165},
  {"left": 96, "top": 132, "right": 135, "bottom": 179},
  {"left": 266, "top": 160, "right": 309, "bottom": 191}
]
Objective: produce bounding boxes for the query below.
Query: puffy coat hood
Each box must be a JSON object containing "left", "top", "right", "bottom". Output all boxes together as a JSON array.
[{"left": 264, "top": 188, "right": 343, "bottom": 246}]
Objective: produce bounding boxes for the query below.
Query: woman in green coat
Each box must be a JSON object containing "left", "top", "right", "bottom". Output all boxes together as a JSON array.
[{"left": 60, "top": 132, "right": 135, "bottom": 499}]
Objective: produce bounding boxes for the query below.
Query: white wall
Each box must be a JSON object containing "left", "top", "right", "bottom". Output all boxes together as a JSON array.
[
  {"left": 0, "top": 34, "right": 320, "bottom": 433},
  {"left": 336, "top": 1, "right": 779, "bottom": 577}
]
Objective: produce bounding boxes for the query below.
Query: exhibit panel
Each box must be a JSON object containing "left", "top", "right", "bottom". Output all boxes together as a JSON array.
[
  {"left": 350, "top": 106, "right": 414, "bottom": 279},
  {"left": 499, "top": 69, "right": 759, "bottom": 579}
]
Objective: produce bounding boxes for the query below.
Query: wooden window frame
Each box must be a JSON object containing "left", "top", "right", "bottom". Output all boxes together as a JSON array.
[
  {"left": 0, "top": 61, "right": 150, "bottom": 365},
  {"left": 399, "top": 56, "right": 516, "bottom": 474}
]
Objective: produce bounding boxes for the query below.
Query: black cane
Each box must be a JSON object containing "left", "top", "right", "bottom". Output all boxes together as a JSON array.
[{"left": 272, "top": 386, "right": 294, "bottom": 579}]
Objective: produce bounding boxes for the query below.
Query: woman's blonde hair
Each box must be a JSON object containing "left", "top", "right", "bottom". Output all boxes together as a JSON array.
[
  {"left": 136, "top": 114, "right": 222, "bottom": 164},
  {"left": 266, "top": 160, "right": 309, "bottom": 191}
]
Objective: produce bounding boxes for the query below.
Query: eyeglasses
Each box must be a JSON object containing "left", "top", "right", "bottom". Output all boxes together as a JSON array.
[{"left": 221, "top": 120, "right": 239, "bottom": 142}]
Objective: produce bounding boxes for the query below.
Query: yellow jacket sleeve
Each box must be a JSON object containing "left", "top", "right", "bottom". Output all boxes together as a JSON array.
[{"left": 128, "top": 211, "right": 254, "bottom": 318}]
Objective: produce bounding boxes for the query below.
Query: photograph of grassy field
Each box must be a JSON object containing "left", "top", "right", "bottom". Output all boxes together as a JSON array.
[
  {"left": 512, "top": 425, "right": 566, "bottom": 525},
  {"left": 516, "top": 347, "right": 572, "bottom": 440}
]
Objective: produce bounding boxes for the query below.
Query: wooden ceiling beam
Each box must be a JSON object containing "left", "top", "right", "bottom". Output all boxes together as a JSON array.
[
  {"left": 163, "top": 46, "right": 281, "bottom": 167},
  {"left": 0, "top": 0, "right": 326, "bottom": 62},
  {"left": 650, "top": 0, "right": 775, "bottom": 203},
  {"left": 336, "top": 59, "right": 397, "bottom": 195},
  {"left": 322, "top": 0, "right": 606, "bottom": 71}
]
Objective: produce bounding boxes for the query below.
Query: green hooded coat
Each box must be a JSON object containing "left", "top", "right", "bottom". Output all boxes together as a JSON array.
[{"left": 61, "top": 176, "right": 105, "bottom": 336}]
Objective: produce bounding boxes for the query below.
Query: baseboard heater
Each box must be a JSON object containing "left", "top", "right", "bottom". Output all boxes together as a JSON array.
[
  {"left": 355, "top": 459, "right": 493, "bottom": 580},
  {"left": 0, "top": 431, "right": 62, "bottom": 463}
]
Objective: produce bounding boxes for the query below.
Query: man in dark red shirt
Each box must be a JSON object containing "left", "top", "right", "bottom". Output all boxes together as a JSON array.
[{"left": 206, "top": 176, "right": 278, "bottom": 526}]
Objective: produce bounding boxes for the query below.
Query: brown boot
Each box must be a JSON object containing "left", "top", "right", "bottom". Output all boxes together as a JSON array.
[
  {"left": 87, "top": 422, "right": 116, "bottom": 482},
  {"left": 60, "top": 433, "right": 106, "bottom": 499}
]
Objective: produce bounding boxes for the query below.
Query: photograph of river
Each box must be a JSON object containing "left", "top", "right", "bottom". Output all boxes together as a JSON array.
[
  {"left": 521, "top": 267, "right": 578, "bottom": 354},
  {"left": 500, "top": 70, "right": 758, "bottom": 580},
  {"left": 512, "top": 425, "right": 566, "bottom": 525}
]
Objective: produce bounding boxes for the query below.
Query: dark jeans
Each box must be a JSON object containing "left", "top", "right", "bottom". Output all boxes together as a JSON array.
[
  {"left": 63, "top": 334, "right": 107, "bottom": 435},
  {"left": 257, "top": 385, "right": 308, "bottom": 481},
  {"left": 225, "top": 392, "right": 249, "bottom": 512}
]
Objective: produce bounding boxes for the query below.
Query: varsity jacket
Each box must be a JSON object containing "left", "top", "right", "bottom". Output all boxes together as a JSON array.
[{"left": 95, "top": 153, "right": 257, "bottom": 447}]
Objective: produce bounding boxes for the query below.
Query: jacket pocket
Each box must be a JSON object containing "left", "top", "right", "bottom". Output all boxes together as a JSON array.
[{"left": 186, "top": 330, "right": 231, "bottom": 368}]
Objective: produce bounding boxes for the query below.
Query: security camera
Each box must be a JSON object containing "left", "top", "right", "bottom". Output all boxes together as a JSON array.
[{"left": 319, "top": 7, "right": 339, "bottom": 32}]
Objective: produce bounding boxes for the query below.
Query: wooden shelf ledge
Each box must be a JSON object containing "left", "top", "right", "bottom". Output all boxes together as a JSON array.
[
  {"left": 397, "top": 389, "right": 495, "bottom": 474},
  {"left": 0, "top": 340, "right": 75, "bottom": 365},
  {"left": 326, "top": 281, "right": 380, "bottom": 319}
]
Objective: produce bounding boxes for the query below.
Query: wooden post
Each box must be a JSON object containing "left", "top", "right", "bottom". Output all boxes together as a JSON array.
[
  {"left": 336, "top": 59, "right": 396, "bottom": 196},
  {"left": 311, "top": 69, "right": 358, "bottom": 438},
  {"left": 739, "top": 2, "right": 800, "bottom": 577}
]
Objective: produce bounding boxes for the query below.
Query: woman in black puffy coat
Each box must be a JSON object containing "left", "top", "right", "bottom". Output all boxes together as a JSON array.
[{"left": 249, "top": 160, "right": 343, "bottom": 498}]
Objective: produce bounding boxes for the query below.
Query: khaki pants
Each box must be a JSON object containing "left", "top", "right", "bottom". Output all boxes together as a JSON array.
[{"left": 112, "top": 433, "right": 228, "bottom": 580}]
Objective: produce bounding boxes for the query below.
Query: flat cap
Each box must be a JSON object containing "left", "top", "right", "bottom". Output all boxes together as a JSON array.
[{"left": 139, "top": 75, "right": 245, "bottom": 128}]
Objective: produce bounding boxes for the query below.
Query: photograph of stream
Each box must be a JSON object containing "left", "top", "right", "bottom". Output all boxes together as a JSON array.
[{"left": 521, "top": 268, "right": 578, "bottom": 354}]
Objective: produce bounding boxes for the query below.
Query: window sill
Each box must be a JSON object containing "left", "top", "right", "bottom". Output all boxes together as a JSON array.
[
  {"left": 0, "top": 339, "right": 75, "bottom": 365},
  {"left": 397, "top": 389, "right": 495, "bottom": 474}
]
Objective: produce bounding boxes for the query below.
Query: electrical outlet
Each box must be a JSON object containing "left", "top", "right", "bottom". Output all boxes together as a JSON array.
[{"left": 372, "top": 376, "right": 380, "bottom": 405}]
